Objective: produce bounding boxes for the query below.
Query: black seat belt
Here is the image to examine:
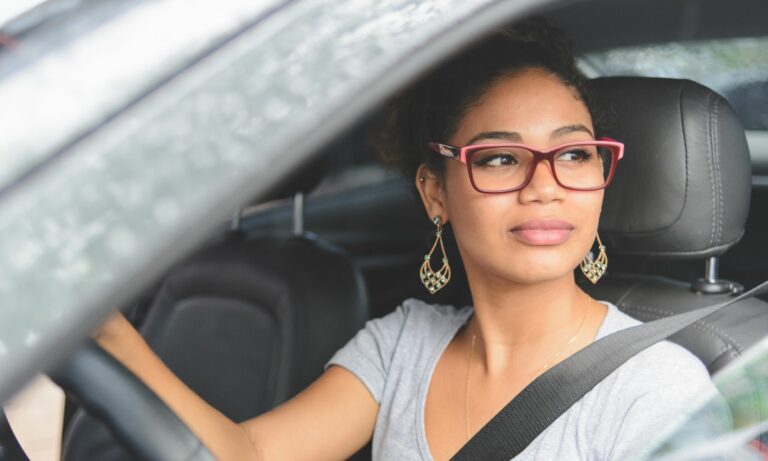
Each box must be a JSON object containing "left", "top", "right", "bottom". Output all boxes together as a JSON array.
[{"left": 451, "top": 281, "right": 768, "bottom": 461}]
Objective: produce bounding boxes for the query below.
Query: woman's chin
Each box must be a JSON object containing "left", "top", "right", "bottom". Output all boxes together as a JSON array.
[
  {"left": 497, "top": 254, "right": 579, "bottom": 285},
  {"left": 512, "top": 268, "right": 575, "bottom": 285},
  {"left": 466, "top": 241, "right": 586, "bottom": 285}
]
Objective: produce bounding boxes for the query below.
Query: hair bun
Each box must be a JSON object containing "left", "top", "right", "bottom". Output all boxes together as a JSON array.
[{"left": 499, "top": 17, "right": 576, "bottom": 67}]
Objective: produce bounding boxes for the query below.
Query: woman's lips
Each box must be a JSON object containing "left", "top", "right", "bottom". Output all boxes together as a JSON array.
[{"left": 509, "top": 219, "right": 575, "bottom": 245}]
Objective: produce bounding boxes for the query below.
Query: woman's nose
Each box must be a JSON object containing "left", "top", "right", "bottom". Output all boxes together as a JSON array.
[{"left": 518, "top": 160, "right": 566, "bottom": 203}]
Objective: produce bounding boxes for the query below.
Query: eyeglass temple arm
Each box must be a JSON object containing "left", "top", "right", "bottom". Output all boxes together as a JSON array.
[
  {"left": 428, "top": 142, "right": 461, "bottom": 160},
  {"left": 598, "top": 136, "right": 625, "bottom": 160}
]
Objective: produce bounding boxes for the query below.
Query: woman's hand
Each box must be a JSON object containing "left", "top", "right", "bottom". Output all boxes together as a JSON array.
[
  {"left": 87, "top": 311, "right": 377, "bottom": 461},
  {"left": 89, "top": 310, "right": 263, "bottom": 460}
]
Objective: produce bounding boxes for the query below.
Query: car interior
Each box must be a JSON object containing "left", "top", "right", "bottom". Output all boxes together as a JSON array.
[{"left": 2, "top": 0, "right": 768, "bottom": 459}]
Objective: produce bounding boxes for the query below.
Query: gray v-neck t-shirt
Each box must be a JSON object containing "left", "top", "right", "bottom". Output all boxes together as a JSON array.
[{"left": 327, "top": 298, "right": 729, "bottom": 460}]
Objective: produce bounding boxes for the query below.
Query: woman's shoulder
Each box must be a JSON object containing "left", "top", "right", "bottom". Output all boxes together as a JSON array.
[
  {"left": 598, "top": 301, "right": 710, "bottom": 376},
  {"left": 593, "top": 301, "right": 716, "bottom": 410},
  {"left": 337, "top": 297, "right": 471, "bottom": 353},
  {"left": 353, "top": 297, "right": 469, "bottom": 332},
  {"left": 398, "top": 297, "right": 473, "bottom": 321},
  {"left": 326, "top": 298, "right": 471, "bottom": 403},
  {"left": 588, "top": 303, "right": 727, "bottom": 460},
  {"left": 363, "top": 298, "right": 473, "bottom": 347}
]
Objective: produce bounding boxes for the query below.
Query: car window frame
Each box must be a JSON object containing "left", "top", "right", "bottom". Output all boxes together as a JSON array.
[{"left": 0, "top": 0, "right": 565, "bottom": 404}]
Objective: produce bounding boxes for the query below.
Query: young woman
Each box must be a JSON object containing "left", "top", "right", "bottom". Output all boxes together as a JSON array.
[{"left": 95, "top": 19, "right": 719, "bottom": 461}]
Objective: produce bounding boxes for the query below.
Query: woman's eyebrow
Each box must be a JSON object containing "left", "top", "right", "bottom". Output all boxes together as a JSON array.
[
  {"left": 551, "top": 124, "right": 594, "bottom": 139},
  {"left": 466, "top": 131, "right": 522, "bottom": 145}
]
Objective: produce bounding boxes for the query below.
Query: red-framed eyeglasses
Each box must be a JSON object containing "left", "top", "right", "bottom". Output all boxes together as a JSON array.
[{"left": 427, "top": 138, "right": 624, "bottom": 194}]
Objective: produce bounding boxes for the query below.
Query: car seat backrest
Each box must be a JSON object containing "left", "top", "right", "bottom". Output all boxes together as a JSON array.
[
  {"left": 61, "top": 232, "right": 369, "bottom": 460},
  {"left": 586, "top": 77, "right": 767, "bottom": 378}
]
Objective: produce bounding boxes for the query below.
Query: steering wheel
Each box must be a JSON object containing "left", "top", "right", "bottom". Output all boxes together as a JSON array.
[
  {"left": 1, "top": 409, "right": 29, "bottom": 461},
  {"left": 48, "top": 341, "right": 216, "bottom": 461}
]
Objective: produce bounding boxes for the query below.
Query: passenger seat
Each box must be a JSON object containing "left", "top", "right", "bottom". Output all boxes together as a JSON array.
[{"left": 62, "top": 195, "right": 370, "bottom": 459}]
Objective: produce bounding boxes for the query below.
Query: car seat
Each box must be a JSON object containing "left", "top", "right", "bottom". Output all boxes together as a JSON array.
[
  {"left": 61, "top": 187, "right": 370, "bottom": 459},
  {"left": 583, "top": 77, "right": 768, "bottom": 379}
]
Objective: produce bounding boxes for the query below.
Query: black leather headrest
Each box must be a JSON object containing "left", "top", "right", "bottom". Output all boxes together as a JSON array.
[{"left": 594, "top": 77, "right": 751, "bottom": 259}]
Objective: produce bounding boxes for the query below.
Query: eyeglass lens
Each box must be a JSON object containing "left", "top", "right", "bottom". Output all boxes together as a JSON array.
[{"left": 468, "top": 144, "right": 615, "bottom": 191}]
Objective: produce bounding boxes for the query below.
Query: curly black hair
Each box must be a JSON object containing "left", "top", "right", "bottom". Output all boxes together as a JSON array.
[{"left": 379, "top": 17, "right": 604, "bottom": 181}]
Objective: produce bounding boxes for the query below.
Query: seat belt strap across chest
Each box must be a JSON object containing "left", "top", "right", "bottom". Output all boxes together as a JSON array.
[{"left": 451, "top": 281, "right": 768, "bottom": 461}]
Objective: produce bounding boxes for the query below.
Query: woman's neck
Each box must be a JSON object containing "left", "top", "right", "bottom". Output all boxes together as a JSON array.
[{"left": 465, "top": 271, "right": 591, "bottom": 376}]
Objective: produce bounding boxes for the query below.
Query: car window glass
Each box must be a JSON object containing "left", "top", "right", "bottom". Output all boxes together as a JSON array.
[
  {"left": 579, "top": 37, "right": 768, "bottom": 130},
  {"left": 309, "top": 126, "right": 402, "bottom": 198}
]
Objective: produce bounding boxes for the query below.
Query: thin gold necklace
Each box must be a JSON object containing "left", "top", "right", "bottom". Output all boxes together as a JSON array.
[{"left": 464, "top": 297, "right": 592, "bottom": 440}]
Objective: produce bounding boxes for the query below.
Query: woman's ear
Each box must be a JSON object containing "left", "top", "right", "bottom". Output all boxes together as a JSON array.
[{"left": 415, "top": 163, "right": 450, "bottom": 223}]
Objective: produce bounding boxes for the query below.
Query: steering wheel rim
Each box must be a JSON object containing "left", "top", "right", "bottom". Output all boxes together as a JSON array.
[{"left": 49, "top": 341, "right": 216, "bottom": 461}]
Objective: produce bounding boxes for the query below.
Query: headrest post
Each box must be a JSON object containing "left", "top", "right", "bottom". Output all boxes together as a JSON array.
[
  {"left": 691, "top": 256, "right": 743, "bottom": 295},
  {"left": 293, "top": 192, "right": 304, "bottom": 236},
  {"left": 704, "top": 256, "right": 719, "bottom": 283}
]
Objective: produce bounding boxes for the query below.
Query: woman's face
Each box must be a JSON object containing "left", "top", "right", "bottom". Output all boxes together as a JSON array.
[{"left": 417, "top": 68, "right": 602, "bottom": 286}]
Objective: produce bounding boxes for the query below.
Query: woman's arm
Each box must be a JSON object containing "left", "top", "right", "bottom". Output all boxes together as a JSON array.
[
  {"left": 95, "top": 313, "right": 378, "bottom": 461},
  {"left": 243, "top": 366, "right": 378, "bottom": 461}
]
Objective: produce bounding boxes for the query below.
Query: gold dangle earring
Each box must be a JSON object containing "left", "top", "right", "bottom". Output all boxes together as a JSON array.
[
  {"left": 420, "top": 216, "right": 451, "bottom": 294},
  {"left": 581, "top": 233, "right": 608, "bottom": 284}
]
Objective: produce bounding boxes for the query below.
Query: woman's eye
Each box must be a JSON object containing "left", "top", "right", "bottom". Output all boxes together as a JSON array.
[
  {"left": 474, "top": 153, "right": 518, "bottom": 167},
  {"left": 556, "top": 149, "right": 592, "bottom": 162}
]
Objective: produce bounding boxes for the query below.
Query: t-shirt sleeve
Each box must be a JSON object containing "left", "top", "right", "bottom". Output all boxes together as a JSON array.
[
  {"left": 601, "top": 344, "right": 733, "bottom": 461},
  {"left": 325, "top": 304, "right": 409, "bottom": 404}
]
